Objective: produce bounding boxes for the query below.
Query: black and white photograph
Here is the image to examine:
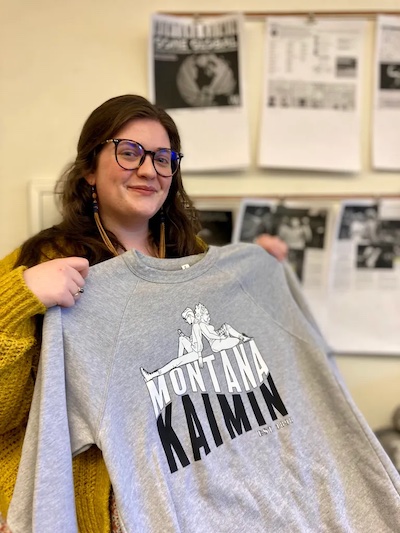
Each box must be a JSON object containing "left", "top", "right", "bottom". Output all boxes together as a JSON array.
[
  {"left": 336, "top": 57, "right": 358, "bottom": 78},
  {"left": 276, "top": 214, "right": 312, "bottom": 253},
  {"left": 151, "top": 16, "right": 241, "bottom": 110},
  {"left": 338, "top": 204, "right": 379, "bottom": 242},
  {"left": 356, "top": 243, "right": 395, "bottom": 269},
  {"left": 377, "top": 220, "right": 400, "bottom": 257},
  {"left": 274, "top": 205, "right": 328, "bottom": 250},
  {"left": 197, "top": 210, "right": 233, "bottom": 246},
  {"left": 380, "top": 63, "right": 400, "bottom": 90},
  {"left": 234, "top": 203, "right": 275, "bottom": 243}
]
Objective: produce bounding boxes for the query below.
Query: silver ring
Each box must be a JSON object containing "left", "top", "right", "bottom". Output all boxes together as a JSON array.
[{"left": 74, "top": 287, "right": 84, "bottom": 297}]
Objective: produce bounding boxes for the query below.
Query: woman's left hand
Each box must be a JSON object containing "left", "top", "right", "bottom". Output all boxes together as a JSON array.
[{"left": 253, "top": 234, "right": 288, "bottom": 262}]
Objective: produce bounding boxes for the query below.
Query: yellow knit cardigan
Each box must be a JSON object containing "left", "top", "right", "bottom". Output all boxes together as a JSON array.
[{"left": 0, "top": 248, "right": 111, "bottom": 532}]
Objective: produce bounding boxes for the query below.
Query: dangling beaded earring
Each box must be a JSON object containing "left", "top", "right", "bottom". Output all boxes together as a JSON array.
[
  {"left": 159, "top": 207, "right": 166, "bottom": 259},
  {"left": 91, "top": 185, "right": 119, "bottom": 257}
]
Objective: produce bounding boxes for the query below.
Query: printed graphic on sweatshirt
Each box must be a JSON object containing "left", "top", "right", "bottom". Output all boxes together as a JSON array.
[{"left": 140, "top": 303, "right": 291, "bottom": 473}]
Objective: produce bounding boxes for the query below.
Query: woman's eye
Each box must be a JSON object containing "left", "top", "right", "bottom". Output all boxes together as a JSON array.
[
  {"left": 121, "top": 150, "right": 139, "bottom": 158},
  {"left": 155, "top": 151, "right": 172, "bottom": 165}
]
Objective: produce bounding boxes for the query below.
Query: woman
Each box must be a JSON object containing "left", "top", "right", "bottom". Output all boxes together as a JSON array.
[
  {"left": 140, "top": 307, "right": 204, "bottom": 381},
  {"left": 194, "top": 302, "right": 251, "bottom": 352},
  {"left": 0, "top": 94, "right": 286, "bottom": 532}
]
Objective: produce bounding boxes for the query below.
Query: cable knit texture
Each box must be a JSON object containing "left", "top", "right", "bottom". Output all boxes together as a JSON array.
[{"left": 0, "top": 248, "right": 111, "bottom": 532}]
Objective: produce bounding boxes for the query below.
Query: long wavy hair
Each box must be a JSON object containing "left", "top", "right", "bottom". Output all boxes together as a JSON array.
[{"left": 16, "top": 95, "right": 206, "bottom": 268}]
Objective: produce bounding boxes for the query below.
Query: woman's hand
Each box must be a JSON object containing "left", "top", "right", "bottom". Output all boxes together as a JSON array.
[
  {"left": 254, "top": 234, "right": 288, "bottom": 262},
  {"left": 23, "top": 257, "right": 89, "bottom": 308}
]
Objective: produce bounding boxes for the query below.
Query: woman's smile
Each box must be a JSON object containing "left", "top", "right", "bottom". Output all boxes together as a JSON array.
[{"left": 127, "top": 184, "right": 158, "bottom": 195}]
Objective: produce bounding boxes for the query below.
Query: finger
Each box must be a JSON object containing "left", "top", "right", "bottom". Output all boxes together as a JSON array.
[
  {"left": 73, "top": 286, "right": 85, "bottom": 297},
  {"left": 65, "top": 276, "right": 85, "bottom": 300},
  {"left": 62, "top": 257, "right": 90, "bottom": 277},
  {"left": 57, "top": 292, "right": 78, "bottom": 308},
  {"left": 277, "top": 240, "right": 289, "bottom": 260},
  {"left": 69, "top": 269, "right": 86, "bottom": 289},
  {"left": 272, "top": 241, "right": 287, "bottom": 260},
  {"left": 273, "top": 244, "right": 288, "bottom": 262},
  {"left": 255, "top": 235, "right": 288, "bottom": 262}
]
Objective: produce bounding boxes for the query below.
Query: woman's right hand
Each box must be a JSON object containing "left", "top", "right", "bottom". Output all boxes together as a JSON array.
[
  {"left": 253, "top": 234, "right": 288, "bottom": 262},
  {"left": 23, "top": 257, "right": 90, "bottom": 308}
]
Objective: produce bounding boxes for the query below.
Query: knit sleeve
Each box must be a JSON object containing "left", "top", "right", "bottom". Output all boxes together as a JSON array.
[{"left": 0, "top": 250, "right": 47, "bottom": 433}]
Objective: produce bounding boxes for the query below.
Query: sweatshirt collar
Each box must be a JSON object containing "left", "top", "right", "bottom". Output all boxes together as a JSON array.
[{"left": 121, "top": 246, "right": 218, "bottom": 283}]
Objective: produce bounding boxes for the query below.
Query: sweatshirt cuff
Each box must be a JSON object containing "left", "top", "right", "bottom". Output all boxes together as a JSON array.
[{"left": 0, "top": 266, "right": 47, "bottom": 336}]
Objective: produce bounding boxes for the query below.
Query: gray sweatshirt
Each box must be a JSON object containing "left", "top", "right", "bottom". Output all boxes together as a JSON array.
[{"left": 8, "top": 244, "right": 400, "bottom": 532}]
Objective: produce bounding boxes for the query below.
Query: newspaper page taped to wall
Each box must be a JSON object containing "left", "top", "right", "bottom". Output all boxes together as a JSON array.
[
  {"left": 149, "top": 12, "right": 250, "bottom": 172},
  {"left": 258, "top": 17, "right": 366, "bottom": 172},
  {"left": 372, "top": 15, "right": 400, "bottom": 170},
  {"left": 317, "top": 198, "right": 400, "bottom": 355},
  {"left": 330, "top": 198, "right": 400, "bottom": 291}
]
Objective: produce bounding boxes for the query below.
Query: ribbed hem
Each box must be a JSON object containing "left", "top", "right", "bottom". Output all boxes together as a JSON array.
[{"left": 0, "top": 267, "right": 46, "bottom": 336}]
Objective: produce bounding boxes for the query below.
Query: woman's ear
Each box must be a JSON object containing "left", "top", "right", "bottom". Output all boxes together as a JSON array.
[{"left": 84, "top": 174, "right": 96, "bottom": 186}]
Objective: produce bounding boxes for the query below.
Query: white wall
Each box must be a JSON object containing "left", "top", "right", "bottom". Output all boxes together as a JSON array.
[{"left": 1, "top": 0, "right": 399, "bottom": 429}]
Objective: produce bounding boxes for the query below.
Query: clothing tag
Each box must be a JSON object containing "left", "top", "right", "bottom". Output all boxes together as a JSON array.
[{"left": 181, "top": 264, "right": 190, "bottom": 270}]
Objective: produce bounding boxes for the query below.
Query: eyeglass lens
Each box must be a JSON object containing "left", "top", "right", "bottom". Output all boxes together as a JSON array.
[{"left": 115, "top": 140, "right": 180, "bottom": 177}]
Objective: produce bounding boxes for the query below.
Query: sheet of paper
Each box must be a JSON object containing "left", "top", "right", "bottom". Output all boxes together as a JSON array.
[
  {"left": 329, "top": 199, "right": 400, "bottom": 290},
  {"left": 372, "top": 15, "right": 400, "bottom": 170},
  {"left": 309, "top": 198, "right": 400, "bottom": 355},
  {"left": 149, "top": 13, "right": 250, "bottom": 172},
  {"left": 258, "top": 17, "right": 366, "bottom": 172}
]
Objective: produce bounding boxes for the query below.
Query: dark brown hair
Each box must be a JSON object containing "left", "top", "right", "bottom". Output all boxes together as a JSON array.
[{"left": 16, "top": 95, "right": 206, "bottom": 268}]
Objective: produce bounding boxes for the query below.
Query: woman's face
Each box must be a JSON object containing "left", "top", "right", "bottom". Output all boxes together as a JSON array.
[
  {"left": 201, "top": 309, "right": 210, "bottom": 324},
  {"left": 87, "top": 118, "right": 173, "bottom": 233}
]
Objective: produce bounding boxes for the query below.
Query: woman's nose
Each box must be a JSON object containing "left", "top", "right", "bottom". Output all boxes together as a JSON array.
[{"left": 137, "top": 153, "right": 156, "bottom": 178}]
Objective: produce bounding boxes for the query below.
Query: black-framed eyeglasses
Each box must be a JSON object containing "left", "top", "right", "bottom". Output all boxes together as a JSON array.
[{"left": 101, "top": 139, "right": 183, "bottom": 178}]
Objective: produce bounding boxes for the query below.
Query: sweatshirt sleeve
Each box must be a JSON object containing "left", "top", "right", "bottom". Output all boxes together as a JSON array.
[
  {"left": 7, "top": 306, "right": 78, "bottom": 533},
  {"left": 0, "top": 249, "right": 47, "bottom": 433},
  {"left": 280, "top": 260, "right": 334, "bottom": 357}
]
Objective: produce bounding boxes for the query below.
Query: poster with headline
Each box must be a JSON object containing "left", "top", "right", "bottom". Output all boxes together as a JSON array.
[
  {"left": 258, "top": 17, "right": 366, "bottom": 172},
  {"left": 372, "top": 15, "right": 400, "bottom": 170},
  {"left": 149, "top": 13, "right": 250, "bottom": 172}
]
